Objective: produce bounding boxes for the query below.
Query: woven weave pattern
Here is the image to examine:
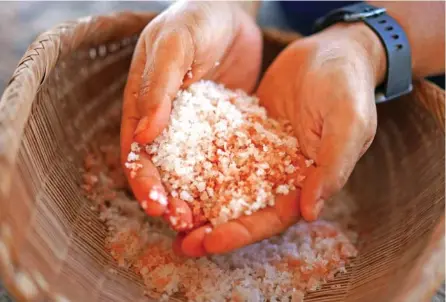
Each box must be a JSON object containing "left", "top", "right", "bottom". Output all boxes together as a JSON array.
[{"left": 0, "top": 12, "right": 444, "bottom": 302}]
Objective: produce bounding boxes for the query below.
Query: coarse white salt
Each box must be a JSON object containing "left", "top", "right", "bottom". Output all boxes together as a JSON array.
[
  {"left": 169, "top": 216, "right": 178, "bottom": 226},
  {"left": 285, "top": 164, "right": 296, "bottom": 174},
  {"left": 149, "top": 190, "right": 159, "bottom": 201},
  {"left": 305, "top": 159, "right": 314, "bottom": 167},
  {"left": 135, "top": 80, "right": 310, "bottom": 228},
  {"left": 127, "top": 152, "right": 139, "bottom": 162},
  {"left": 158, "top": 195, "right": 168, "bottom": 206},
  {"left": 141, "top": 200, "right": 148, "bottom": 210},
  {"left": 81, "top": 140, "right": 359, "bottom": 302},
  {"left": 179, "top": 190, "right": 193, "bottom": 202},
  {"left": 130, "top": 142, "right": 141, "bottom": 153},
  {"left": 276, "top": 185, "right": 290, "bottom": 195}
]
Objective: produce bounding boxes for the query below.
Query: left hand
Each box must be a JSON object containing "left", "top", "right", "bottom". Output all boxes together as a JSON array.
[{"left": 178, "top": 23, "right": 385, "bottom": 257}]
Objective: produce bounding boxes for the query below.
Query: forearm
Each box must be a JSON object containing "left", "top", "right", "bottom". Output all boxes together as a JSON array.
[{"left": 368, "top": 1, "right": 445, "bottom": 79}]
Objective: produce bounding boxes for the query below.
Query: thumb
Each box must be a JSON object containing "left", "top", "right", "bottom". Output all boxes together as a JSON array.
[
  {"left": 300, "top": 109, "right": 372, "bottom": 221},
  {"left": 133, "top": 29, "right": 195, "bottom": 144}
]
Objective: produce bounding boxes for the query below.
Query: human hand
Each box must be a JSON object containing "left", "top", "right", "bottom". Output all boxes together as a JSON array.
[
  {"left": 178, "top": 23, "right": 386, "bottom": 257},
  {"left": 257, "top": 23, "right": 385, "bottom": 222},
  {"left": 121, "top": 2, "right": 262, "bottom": 226}
]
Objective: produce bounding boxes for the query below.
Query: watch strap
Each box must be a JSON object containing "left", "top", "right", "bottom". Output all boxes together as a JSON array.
[{"left": 314, "top": 3, "right": 412, "bottom": 103}]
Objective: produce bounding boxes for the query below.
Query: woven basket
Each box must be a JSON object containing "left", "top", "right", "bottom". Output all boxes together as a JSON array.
[{"left": 0, "top": 12, "right": 444, "bottom": 302}]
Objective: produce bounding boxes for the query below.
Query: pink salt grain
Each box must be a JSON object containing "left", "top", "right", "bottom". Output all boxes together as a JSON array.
[
  {"left": 81, "top": 138, "right": 359, "bottom": 302},
  {"left": 133, "top": 80, "right": 310, "bottom": 227}
]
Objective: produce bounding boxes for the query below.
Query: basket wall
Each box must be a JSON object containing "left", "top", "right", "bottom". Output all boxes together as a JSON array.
[{"left": 0, "top": 12, "right": 444, "bottom": 302}]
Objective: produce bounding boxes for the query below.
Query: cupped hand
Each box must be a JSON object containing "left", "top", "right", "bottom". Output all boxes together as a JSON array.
[
  {"left": 178, "top": 23, "right": 386, "bottom": 257},
  {"left": 121, "top": 2, "right": 262, "bottom": 226},
  {"left": 257, "top": 23, "right": 385, "bottom": 222}
]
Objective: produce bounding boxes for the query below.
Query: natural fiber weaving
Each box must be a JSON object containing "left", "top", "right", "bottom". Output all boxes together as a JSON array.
[{"left": 0, "top": 12, "right": 444, "bottom": 302}]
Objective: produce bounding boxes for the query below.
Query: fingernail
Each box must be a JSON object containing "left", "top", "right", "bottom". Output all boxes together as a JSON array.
[
  {"left": 314, "top": 199, "right": 324, "bottom": 219},
  {"left": 134, "top": 116, "right": 150, "bottom": 137}
]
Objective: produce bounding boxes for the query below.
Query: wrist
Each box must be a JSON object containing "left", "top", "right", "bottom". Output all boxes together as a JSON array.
[{"left": 322, "top": 22, "right": 387, "bottom": 87}]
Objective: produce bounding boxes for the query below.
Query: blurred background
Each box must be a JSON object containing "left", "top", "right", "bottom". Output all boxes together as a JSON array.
[
  {"left": 0, "top": 1, "right": 289, "bottom": 92},
  {"left": 0, "top": 1, "right": 443, "bottom": 302}
]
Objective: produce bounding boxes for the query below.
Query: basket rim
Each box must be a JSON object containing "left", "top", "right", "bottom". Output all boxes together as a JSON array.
[{"left": 0, "top": 10, "right": 444, "bottom": 302}]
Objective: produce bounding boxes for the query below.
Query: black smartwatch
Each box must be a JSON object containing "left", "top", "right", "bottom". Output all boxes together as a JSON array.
[{"left": 313, "top": 3, "right": 412, "bottom": 103}]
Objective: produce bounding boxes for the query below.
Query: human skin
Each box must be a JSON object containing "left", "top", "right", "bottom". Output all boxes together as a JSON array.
[{"left": 121, "top": 1, "right": 445, "bottom": 257}]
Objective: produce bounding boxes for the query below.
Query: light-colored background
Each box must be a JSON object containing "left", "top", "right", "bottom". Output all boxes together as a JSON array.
[{"left": 0, "top": 2, "right": 443, "bottom": 302}]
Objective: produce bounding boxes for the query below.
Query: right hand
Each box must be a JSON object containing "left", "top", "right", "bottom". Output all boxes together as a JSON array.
[{"left": 121, "top": 1, "right": 262, "bottom": 230}]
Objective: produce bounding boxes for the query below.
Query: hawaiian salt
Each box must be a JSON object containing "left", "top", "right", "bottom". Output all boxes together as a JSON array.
[
  {"left": 81, "top": 142, "right": 358, "bottom": 302},
  {"left": 126, "top": 81, "right": 313, "bottom": 227}
]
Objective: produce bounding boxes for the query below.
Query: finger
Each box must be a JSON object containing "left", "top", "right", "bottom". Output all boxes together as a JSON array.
[
  {"left": 120, "top": 35, "right": 168, "bottom": 216},
  {"left": 181, "top": 225, "right": 212, "bottom": 257},
  {"left": 129, "top": 157, "right": 168, "bottom": 217},
  {"left": 134, "top": 28, "right": 195, "bottom": 144},
  {"left": 121, "top": 34, "right": 148, "bottom": 160},
  {"left": 163, "top": 197, "right": 193, "bottom": 232},
  {"left": 186, "top": 190, "right": 301, "bottom": 255},
  {"left": 121, "top": 99, "right": 167, "bottom": 216},
  {"left": 300, "top": 109, "right": 373, "bottom": 221}
]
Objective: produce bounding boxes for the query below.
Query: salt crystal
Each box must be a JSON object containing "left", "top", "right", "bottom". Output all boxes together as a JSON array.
[
  {"left": 196, "top": 182, "right": 206, "bottom": 192},
  {"left": 158, "top": 195, "right": 168, "bottom": 206},
  {"left": 130, "top": 142, "right": 141, "bottom": 153},
  {"left": 180, "top": 190, "right": 193, "bottom": 202},
  {"left": 176, "top": 207, "right": 186, "bottom": 214},
  {"left": 169, "top": 216, "right": 178, "bottom": 226},
  {"left": 256, "top": 169, "right": 265, "bottom": 176},
  {"left": 127, "top": 152, "right": 139, "bottom": 162},
  {"left": 305, "top": 159, "right": 314, "bottom": 167},
  {"left": 141, "top": 200, "right": 148, "bottom": 209},
  {"left": 135, "top": 81, "right": 315, "bottom": 227},
  {"left": 158, "top": 195, "right": 167, "bottom": 206},
  {"left": 285, "top": 165, "right": 296, "bottom": 174},
  {"left": 149, "top": 190, "right": 159, "bottom": 201},
  {"left": 276, "top": 185, "right": 290, "bottom": 195}
]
